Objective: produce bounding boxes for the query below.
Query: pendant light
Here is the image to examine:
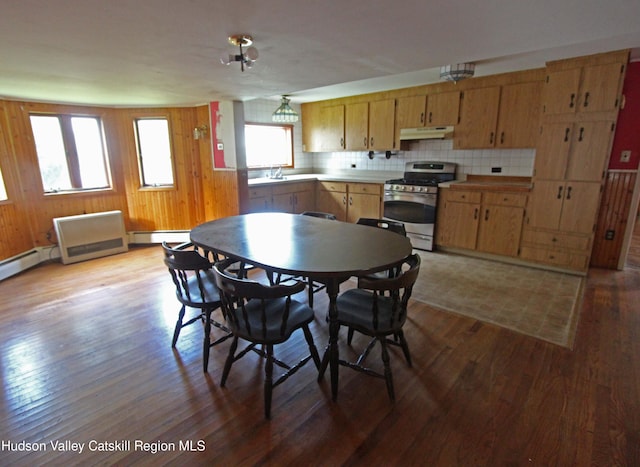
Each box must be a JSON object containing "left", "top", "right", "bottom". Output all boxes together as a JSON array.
[
  {"left": 440, "top": 63, "right": 475, "bottom": 82},
  {"left": 272, "top": 96, "right": 299, "bottom": 123}
]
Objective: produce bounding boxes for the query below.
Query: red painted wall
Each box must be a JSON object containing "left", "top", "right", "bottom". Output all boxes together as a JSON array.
[{"left": 609, "top": 61, "right": 640, "bottom": 170}]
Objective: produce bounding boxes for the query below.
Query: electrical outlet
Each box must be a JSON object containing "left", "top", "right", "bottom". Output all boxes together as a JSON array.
[{"left": 620, "top": 150, "right": 631, "bottom": 163}]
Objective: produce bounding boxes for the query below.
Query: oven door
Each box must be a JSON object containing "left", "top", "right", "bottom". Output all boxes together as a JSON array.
[{"left": 383, "top": 191, "right": 437, "bottom": 250}]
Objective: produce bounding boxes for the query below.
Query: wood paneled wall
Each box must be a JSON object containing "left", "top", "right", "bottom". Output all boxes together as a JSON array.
[
  {"left": 591, "top": 171, "right": 637, "bottom": 268},
  {"left": 0, "top": 100, "right": 240, "bottom": 263}
]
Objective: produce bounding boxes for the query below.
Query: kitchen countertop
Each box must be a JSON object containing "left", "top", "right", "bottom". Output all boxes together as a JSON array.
[
  {"left": 442, "top": 174, "right": 532, "bottom": 192},
  {"left": 248, "top": 173, "right": 394, "bottom": 186}
]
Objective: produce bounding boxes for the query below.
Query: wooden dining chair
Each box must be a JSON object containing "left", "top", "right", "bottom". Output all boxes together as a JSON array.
[
  {"left": 319, "top": 253, "right": 421, "bottom": 401},
  {"left": 213, "top": 258, "right": 321, "bottom": 419},
  {"left": 162, "top": 242, "right": 233, "bottom": 372}
]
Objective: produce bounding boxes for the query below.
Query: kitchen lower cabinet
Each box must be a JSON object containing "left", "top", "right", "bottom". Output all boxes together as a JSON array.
[
  {"left": 248, "top": 182, "right": 315, "bottom": 214},
  {"left": 316, "top": 181, "right": 381, "bottom": 223},
  {"left": 437, "top": 188, "right": 526, "bottom": 258}
]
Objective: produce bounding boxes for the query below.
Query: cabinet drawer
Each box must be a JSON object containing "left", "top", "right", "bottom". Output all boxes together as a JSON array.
[
  {"left": 348, "top": 183, "right": 381, "bottom": 195},
  {"left": 317, "top": 181, "right": 347, "bottom": 193},
  {"left": 521, "top": 228, "right": 590, "bottom": 251},
  {"left": 519, "top": 246, "right": 588, "bottom": 271},
  {"left": 483, "top": 192, "right": 527, "bottom": 208},
  {"left": 272, "top": 182, "right": 311, "bottom": 195},
  {"left": 248, "top": 186, "right": 272, "bottom": 198},
  {"left": 445, "top": 190, "right": 482, "bottom": 204}
]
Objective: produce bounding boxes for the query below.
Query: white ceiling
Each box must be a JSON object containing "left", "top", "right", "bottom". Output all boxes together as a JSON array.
[{"left": 1, "top": 0, "right": 639, "bottom": 107}]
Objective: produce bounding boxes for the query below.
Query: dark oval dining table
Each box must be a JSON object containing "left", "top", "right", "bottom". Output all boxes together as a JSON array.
[{"left": 190, "top": 212, "right": 413, "bottom": 400}]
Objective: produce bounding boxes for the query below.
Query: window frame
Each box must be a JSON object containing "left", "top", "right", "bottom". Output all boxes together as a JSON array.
[
  {"left": 133, "top": 116, "right": 176, "bottom": 189},
  {"left": 29, "top": 112, "right": 112, "bottom": 195},
  {"left": 244, "top": 122, "right": 295, "bottom": 170}
]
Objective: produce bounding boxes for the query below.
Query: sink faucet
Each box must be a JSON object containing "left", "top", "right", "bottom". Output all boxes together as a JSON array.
[{"left": 270, "top": 165, "right": 283, "bottom": 179}]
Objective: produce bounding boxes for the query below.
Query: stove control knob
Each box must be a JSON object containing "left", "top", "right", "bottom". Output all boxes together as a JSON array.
[{"left": 417, "top": 187, "right": 423, "bottom": 192}]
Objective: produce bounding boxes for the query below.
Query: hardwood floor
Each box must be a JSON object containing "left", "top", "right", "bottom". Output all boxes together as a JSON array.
[{"left": 0, "top": 241, "right": 639, "bottom": 466}]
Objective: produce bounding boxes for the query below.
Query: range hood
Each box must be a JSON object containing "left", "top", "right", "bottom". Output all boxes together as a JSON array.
[{"left": 399, "top": 126, "right": 454, "bottom": 140}]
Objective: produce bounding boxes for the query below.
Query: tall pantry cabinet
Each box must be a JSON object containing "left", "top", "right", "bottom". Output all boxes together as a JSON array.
[{"left": 520, "top": 50, "right": 629, "bottom": 272}]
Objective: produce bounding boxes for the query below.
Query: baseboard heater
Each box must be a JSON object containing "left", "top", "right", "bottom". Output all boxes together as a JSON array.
[{"left": 53, "top": 210, "right": 128, "bottom": 265}]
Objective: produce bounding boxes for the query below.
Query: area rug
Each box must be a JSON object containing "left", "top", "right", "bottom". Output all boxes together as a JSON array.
[{"left": 409, "top": 250, "right": 585, "bottom": 348}]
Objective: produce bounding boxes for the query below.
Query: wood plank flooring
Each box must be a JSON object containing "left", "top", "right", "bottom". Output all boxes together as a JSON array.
[{"left": 0, "top": 235, "right": 639, "bottom": 466}]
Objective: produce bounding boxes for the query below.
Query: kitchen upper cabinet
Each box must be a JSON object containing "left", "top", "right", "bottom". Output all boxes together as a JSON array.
[
  {"left": 426, "top": 91, "right": 460, "bottom": 126},
  {"left": 345, "top": 99, "right": 395, "bottom": 151},
  {"left": 454, "top": 86, "right": 501, "bottom": 149},
  {"left": 455, "top": 83, "right": 541, "bottom": 149},
  {"left": 345, "top": 102, "right": 369, "bottom": 150},
  {"left": 534, "top": 121, "right": 614, "bottom": 182},
  {"left": 495, "top": 81, "right": 542, "bottom": 148},
  {"left": 395, "top": 95, "right": 426, "bottom": 130},
  {"left": 542, "top": 62, "right": 625, "bottom": 116},
  {"left": 368, "top": 99, "right": 395, "bottom": 150},
  {"left": 319, "top": 105, "right": 345, "bottom": 151}
]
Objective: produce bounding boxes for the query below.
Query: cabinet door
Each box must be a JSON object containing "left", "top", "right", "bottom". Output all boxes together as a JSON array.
[
  {"left": 542, "top": 68, "right": 582, "bottom": 116},
  {"left": 293, "top": 190, "right": 315, "bottom": 214},
  {"left": 579, "top": 62, "right": 624, "bottom": 113},
  {"left": 316, "top": 189, "right": 346, "bottom": 221},
  {"left": 247, "top": 196, "right": 271, "bottom": 213},
  {"left": 455, "top": 87, "right": 501, "bottom": 149},
  {"left": 319, "top": 105, "right": 345, "bottom": 151},
  {"left": 565, "top": 121, "right": 614, "bottom": 181},
  {"left": 395, "top": 95, "right": 426, "bottom": 148},
  {"left": 438, "top": 201, "right": 480, "bottom": 249},
  {"left": 272, "top": 193, "right": 294, "bottom": 213},
  {"left": 534, "top": 123, "right": 573, "bottom": 180},
  {"left": 345, "top": 102, "right": 369, "bottom": 150},
  {"left": 526, "top": 180, "right": 565, "bottom": 231},
  {"left": 369, "top": 99, "right": 395, "bottom": 150},
  {"left": 477, "top": 205, "right": 524, "bottom": 257},
  {"left": 558, "top": 181, "right": 601, "bottom": 234},
  {"left": 347, "top": 193, "right": 381, "bottom": 223},
  {"left": 426, "top": 91, "right": 460, "bottom": 126},
  {"left": 496, "top": 81, "right": 542, "bottom": 148}
]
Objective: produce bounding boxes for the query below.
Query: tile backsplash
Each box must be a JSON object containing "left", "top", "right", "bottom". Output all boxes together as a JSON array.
[{"left": 243, "top": 99, "right": 534, "bottom": 178}]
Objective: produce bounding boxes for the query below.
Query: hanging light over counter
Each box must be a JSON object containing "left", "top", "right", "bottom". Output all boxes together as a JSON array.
[
  {"left": 440, "top": 63, "right": 475, "bottom": 82},
  {"left": 272, "top": 96, "right": 299, "bottom": 123}
]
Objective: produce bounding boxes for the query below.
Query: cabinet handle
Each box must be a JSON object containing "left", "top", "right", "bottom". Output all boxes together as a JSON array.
[
  {"left": 364, "top": 137, "right": 367, "bottom": 147},
  {"left": 420, "top": 112, "right": 425, "bottom": 124},
  {"left": 370, "top": 137, "right": 374, "bottom": 147},
  {"left": 564, "top": 127, "right": 570, "bottom": 142},
  {"left": 569, "top": 93, "right": 575, "bottom": 108},
  {"left": 349, "top": 196, "right": 353, "bottom": 206},
  {"left": 484, "top": 209, "right": 489, "bottom": 221},
  {"left": 500, "top": 132, "right": 505, "bottom": 144},
  {"left": 583, "top": 92, "right": 590, "bottom": 108},
  {"left": 340, "top": 137, "right": 344, "bottom": 148},
  {"left": 566, "top": 186, "right": 572, "bottom": 200},
  {"left": 428, "top": 112, "right": 433, "bottom": 123},
  {"left": 578, "top": 127, "right": 584, "bottom": 142},
  {"left": 474, "top": 208, "right": 478, "bottom": 220},
  {"left": 343, "top": 195, "right": 347, "bottom": 205},
  {"left": 489, "top": 132, "right": 494, "bottom": 144},
  {"left": 557, "top": 186, "right": 563, "bottom": 199}
]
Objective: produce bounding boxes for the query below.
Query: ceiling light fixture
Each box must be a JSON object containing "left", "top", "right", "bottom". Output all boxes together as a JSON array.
[
  {"left": 440, "top": 63, "right": 475, "bottom": 82},
  {"left": 272, "top": 96, "right": 299, "bottom": 123},
  {"left": 220, "top": 34, "right": 258, "bottom": 72}
]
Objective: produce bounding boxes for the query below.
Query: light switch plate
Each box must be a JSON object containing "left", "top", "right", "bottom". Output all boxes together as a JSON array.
[{"left": 620, "top": 150, "right": 631, "bottom": 163}]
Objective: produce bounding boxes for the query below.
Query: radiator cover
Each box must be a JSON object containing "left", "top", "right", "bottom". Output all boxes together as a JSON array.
[{"left": 53, "top": 210, "right": 128, "bottom": 264}]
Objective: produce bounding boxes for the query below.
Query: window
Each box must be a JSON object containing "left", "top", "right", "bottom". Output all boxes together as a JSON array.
[
  {"left": 29, "top": 114, "right": 110, "bottom": 193},
  {"left": 244, "top": 123, "right": 294, "bottom": 169},
  {"left": 134, "top": 118, "right": 174, "bottom": 187},
  {"left": 0, "top": 168, "right": 7, "bottom": 201}
]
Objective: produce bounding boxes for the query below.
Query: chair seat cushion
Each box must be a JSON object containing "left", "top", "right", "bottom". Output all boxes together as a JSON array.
[
  {"left": 229, "top": 298, "right": 315, "bottom": 344},
  {"left": 178, "top": 270, "right": 221, "bottom": 307},
  {"left": 336, "top": 289, "right": 403, "bottom": 335}
]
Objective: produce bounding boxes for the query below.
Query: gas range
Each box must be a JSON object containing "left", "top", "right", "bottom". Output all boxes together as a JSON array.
[{"left": 384, "top": 161, "right": 457, "bottom": 195}]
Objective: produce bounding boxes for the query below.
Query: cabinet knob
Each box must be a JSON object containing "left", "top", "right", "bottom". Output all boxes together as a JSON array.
[
  {"left": 583, "top": 92, "right": 590, "bottom": 108},
  {"left": 557, "top": 186, "right": 563, "bottom": 199},
  {"left": 484, "top": 209, "right": 489, "bottom": 221},
  {"left": 569, "top": 93, "right": 575, "bottom": 108},
  {"left": 566, "top": 186, "right": 572, "bottom": 200},
  {"left": 420, "top": 112, "right": 425, "bottom": 124}
]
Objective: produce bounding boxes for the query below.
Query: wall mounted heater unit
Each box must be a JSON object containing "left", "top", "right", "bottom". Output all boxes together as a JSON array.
[{"left": 53, "top": 210, "right": 128, "bottom": 265}]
